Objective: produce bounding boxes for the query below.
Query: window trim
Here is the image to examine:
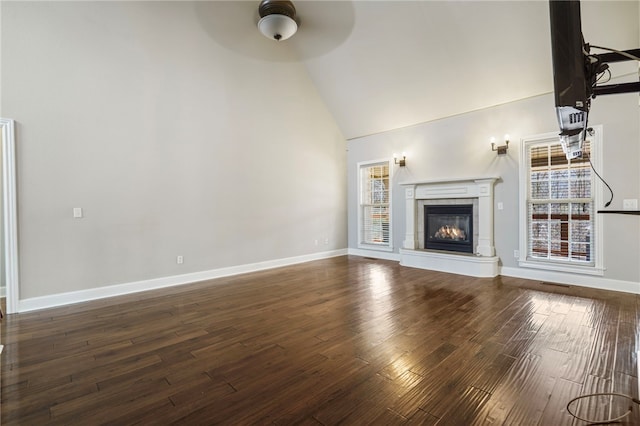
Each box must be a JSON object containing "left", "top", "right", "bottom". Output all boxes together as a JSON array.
[
  {"left": 518, "top": 126, "right": 604, "bottom": 276},
  {"left": 357, "top": 158, "right": 393, "bottom": 252}
]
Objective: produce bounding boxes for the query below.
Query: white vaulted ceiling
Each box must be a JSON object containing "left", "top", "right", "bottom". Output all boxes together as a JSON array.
[
  {"left": 201, "top": 1, "right": 640, "bottom": 140},
  {"left": 303, "top": 0, "right": 555, "bottom": 139},
  {"left": 303, "top": 1, "right": 640, "bottom": 139}
]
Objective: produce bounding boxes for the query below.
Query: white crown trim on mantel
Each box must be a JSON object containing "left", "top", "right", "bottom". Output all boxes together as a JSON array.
[{"left": 400, "top": 176, "right": 500, "bottom": 186}]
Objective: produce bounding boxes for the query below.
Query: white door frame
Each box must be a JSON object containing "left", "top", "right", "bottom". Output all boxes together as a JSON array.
[{"left": 1, "top": 118, "right": 19, "bottom": 314}]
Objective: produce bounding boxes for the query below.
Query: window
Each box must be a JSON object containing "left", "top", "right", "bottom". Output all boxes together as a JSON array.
[
  {"left": 358, "top": 160, "right": 392, "bottom": 250},
  {"left": 519, "top": 127, "right": 603, "bottom": 275}
]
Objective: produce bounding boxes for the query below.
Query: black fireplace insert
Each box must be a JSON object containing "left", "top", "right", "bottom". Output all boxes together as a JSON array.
[{"left": 424, "top": 204, "right": 473, "bottom": 253}]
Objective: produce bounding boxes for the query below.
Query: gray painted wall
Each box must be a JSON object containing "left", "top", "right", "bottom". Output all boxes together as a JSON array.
[
  {"left": 2, "top": 2, "right": 347, "bottom": 299},
  {"left": 348, "top": 92, "right": 640, "bottom": 283},
  {"left": 1, "top": 1, "right": 638, "bottom": 302}
]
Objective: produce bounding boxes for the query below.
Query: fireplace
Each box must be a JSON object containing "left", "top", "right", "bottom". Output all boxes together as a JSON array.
[
  {"left": 399, "top": 177, "right": 498, "bottom": 277},
  {"left": 425, "top": 205, "right": 474, "bottom": 253}
]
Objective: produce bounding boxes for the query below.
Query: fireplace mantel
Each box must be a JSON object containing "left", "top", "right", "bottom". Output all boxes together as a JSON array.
[{"left": 399, "top": 177, "right": 500, "bottom": 277}]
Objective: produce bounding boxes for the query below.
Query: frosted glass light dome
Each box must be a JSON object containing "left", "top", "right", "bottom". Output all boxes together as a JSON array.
[{"left": 258, "top": 14, "right": 298, "bottom": 41}]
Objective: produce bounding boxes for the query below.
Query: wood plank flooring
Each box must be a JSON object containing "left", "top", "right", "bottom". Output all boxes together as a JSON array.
[{"left": 1, "top": 255, "right": 639, "bottom": 424}]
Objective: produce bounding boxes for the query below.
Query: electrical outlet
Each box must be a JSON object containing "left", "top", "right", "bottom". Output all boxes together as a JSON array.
[
  {"left": 176, "top": 256, "right": 184, "bottom": 264},
  {"left": 314, "top": 239, "right": 318, "bottom": 246},
  {"left": 622, "top": 199, "right": 638, "bottom": 210},
  {"left": 514, "top": 250, "right": 520, "bottom": 258},
  {"left": 324, "top": 238, "right": 329, "bottom": 245}
]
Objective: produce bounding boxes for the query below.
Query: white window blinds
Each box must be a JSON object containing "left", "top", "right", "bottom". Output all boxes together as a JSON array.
[
  {"left": 526, "top": 139, "right": 594, "bottom": 264},
  {"left": 360, "top": 162, "right": 391, "bottom": 247}
]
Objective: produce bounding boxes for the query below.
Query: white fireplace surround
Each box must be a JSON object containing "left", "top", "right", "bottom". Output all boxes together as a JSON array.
[{"left": 400, "top": 177, "right": 500, "bottom": 277}]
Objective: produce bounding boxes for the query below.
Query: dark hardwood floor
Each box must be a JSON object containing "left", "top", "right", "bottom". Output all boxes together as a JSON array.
[{"left": 1, "top": 255, "right": 638, "bottom": 424}]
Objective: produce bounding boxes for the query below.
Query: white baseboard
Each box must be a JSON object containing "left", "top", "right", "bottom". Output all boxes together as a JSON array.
[
  {"left": 19, "top": 249, "right": 637, "bottom": 313},
  {"left": 347, "top": 248, "right": 401, "bottom": 262},
  {"left": 348, "top": 250, "right": 640, "bottom": 294},
  {"left": 500, "top": 266, "right": 640, "bottom": 295},
  {"left": 347, "top": 249, "right": 639, "bottom": 294},
  {"left": 18, "top": 249, "right": 348, "bottom": 313}
]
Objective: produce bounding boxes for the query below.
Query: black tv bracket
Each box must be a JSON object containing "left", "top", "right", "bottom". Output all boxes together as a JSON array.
[{"left": 592, "top": 48, "right": 640, "bottom": 96}]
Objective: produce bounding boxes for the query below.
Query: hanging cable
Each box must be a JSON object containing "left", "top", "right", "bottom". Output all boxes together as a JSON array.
[
  {"left": 584, "top": 129, "right": 613, "bottom": 208},
  {"left": 589, "top": 44, "right": 640, "bottom": 61},
  {"left": 595, "top": 68, "right": 611, "bottom": 84},
  {"left": 586, "top": 153, "right": 613, "bottom": 208},
  {"left": 566, "top": 310, "right": 640, "bottom": 424},
  {"left": 566, "top": 392, "right": 640, "bottom": 423}
]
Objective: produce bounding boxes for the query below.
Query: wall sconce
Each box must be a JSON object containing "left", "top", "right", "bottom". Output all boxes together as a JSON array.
[
  {"left": 491, "top": 135, "right": 509, "bottom": 155},
  {"left": 394, "top": 152, "right": 406, "bottom": 167}
]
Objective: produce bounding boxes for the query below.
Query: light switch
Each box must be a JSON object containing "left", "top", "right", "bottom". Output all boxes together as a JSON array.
[
  {"left": 73, "top": 207, "right": 83, "bottom": 218},
  {"left": 497, "top": 202, "right": 504, "bottom": 210}
]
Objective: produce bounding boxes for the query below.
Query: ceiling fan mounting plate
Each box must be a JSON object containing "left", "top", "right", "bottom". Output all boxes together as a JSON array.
[{"left": 259, "top": 0, "right": 297, "bottom": 20}]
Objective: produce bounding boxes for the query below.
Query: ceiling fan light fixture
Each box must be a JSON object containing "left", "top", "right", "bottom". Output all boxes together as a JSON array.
[{"left": 258, "top": 0, "right": 298, "bottom": 41}]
